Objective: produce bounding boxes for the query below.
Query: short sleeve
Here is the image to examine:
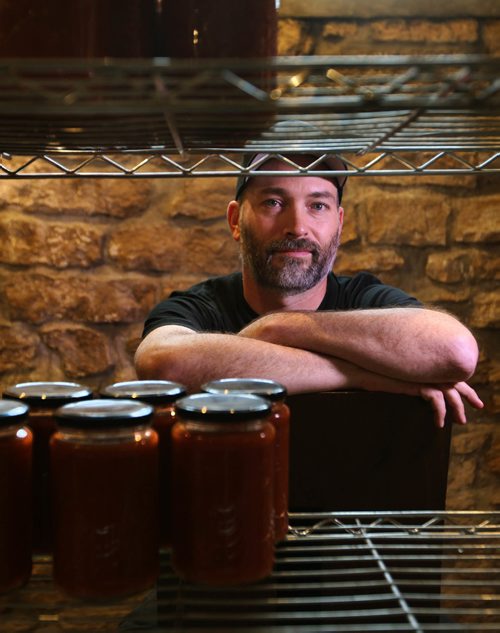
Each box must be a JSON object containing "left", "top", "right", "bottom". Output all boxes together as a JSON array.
[{"left": 142, "top": 293, "right": 221, "bottom": 337}]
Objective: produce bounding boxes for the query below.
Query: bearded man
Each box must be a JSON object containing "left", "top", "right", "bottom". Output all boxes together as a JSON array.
[{"left": 135, "top": 153, "right": 482, "bottom": 428}]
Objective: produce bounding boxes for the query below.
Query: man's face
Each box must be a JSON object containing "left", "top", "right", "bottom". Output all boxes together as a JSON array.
[{"left": 234, "top": 164, "right": 344, "bottom": 295}]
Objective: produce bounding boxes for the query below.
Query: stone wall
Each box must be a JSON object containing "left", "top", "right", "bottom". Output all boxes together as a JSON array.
[{"left": 0, "top": 3, "right": 498, "bottom": 510}]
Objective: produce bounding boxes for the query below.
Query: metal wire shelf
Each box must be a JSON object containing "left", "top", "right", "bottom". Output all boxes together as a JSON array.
[
  {"left": 0, "top": 55, "right": 499, "bottom": 177},
  {"left": 1, "top": 511, "right": 499, "bottom": 632}
]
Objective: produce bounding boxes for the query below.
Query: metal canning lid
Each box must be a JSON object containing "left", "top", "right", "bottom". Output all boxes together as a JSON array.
[
  {"left": 0, "top": 399, "right": 30, "bottom": 425},
  {"left": 202, "top": 377, "right": 287, "bottom": 401},
  {"left": 100, "top": 380, "right": 186, "bottom": 404},
  {"left": 2, "top": 381, "right": 93, "bottom": 409},
  {"left": 175, "top": 392, "right": 271, "bottom": 422},
  {"left": 55, "top": 398, "right": 154, "bottom": 429}
]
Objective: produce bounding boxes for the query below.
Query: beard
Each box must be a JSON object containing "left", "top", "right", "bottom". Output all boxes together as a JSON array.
[{"left": 239, "top": 222, "right": 341, "bottom": 295}]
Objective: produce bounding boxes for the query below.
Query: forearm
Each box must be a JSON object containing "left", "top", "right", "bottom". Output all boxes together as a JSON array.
[
  {"left": 239, "top": 307, "right": 479, "bottom": 384},
  {"left": 135, "top": 326, "right": 387, "bottom": 394},
  {"left": 135, "top": 325, "right": 483, "bottom": 428}
]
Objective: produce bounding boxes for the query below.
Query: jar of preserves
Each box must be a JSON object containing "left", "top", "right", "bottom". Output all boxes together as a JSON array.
[
  {"left": 0, "top": 0, "right": 156, "bottom": 57},
  {"left": 100, "top": 380, "right": 186, "bottom": 547},
  {"left": 157, "top": 0, "right": 277, "bottom": 59},
  {"left": 202, "top": 378, "right": 290, "bottom": 541},
  {"left": 172, "top": 393, "right": 275, "bottom": 585},
  {"left": 2, "top": 381, "right": 92, "bottom": 553},
  {"left": 0, "top": 400, "right": 32, "bottom": 594},
  {"left": 155, "top": 0, "right": 278, "bottom": 147},
  {"left": 51, "top": 399, "right": 159, "bottom": 599}
]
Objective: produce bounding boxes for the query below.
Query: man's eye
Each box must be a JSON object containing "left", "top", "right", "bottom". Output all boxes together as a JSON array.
[
  {"left": 263, "top": 198, "right": 282, "bottom": 208},
  {"left": 311, "top": 202, "right": 327, "bottom": 211}
]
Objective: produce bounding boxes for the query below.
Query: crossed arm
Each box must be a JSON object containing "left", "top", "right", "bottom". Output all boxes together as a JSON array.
[{"left": 134, "top": 307, "right": 483, "bottom": 428}]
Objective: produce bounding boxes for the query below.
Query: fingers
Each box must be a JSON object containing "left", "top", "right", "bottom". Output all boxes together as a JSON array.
[
  {"left": 442, "top": 386, "right": 467, "bottom": 425},
  {"left": 420, "top": 381, "right": 483, "bottom": 429},
  {"left": 420, "top": 387, "right": 447, "bottom": 428},
  {"left": 454, "top": 381, "right": 484, "bottom": 410}
]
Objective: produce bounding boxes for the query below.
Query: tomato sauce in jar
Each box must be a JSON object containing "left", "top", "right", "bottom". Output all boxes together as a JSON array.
[
  {"left": 203, "top": 378, "right": 290, "bottom": 542},
  {"left": 0, "top": 0, "right": 156, "bottom": 57},
  {"left": 51, "top": 399, "right": 160, "bottom": 599},
  {"left": 100, "top": 380, "right": 186, "bottom": 547},
  {"left": 2, "top": 381, "right": 92, "bottom": 553},
  {"left": 155, "top": 0, "right": 278, "bottom": 145},
  {"left": 157, "top": 0, "right": 277, "bottom": 59},
  {"left": 0, "top": 400, "right": 32, "bottom": 594},
  {"left": 172, "top": 393, "right": 275, "bottom": 586}
]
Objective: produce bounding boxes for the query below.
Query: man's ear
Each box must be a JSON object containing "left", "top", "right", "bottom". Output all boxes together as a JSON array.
[
  {"left": 338, "top": 205, "right": 345, "bottom": 230},
  {"left": 227, "top": 200, "right": 241, "bottom": 241}
]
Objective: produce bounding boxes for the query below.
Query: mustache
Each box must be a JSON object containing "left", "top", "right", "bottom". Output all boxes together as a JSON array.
[{"left": 267, "top": 238, "right": 320, "bottom": 256}]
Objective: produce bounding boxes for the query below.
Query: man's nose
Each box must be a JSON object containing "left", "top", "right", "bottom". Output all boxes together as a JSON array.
[{"left": 283, "top": 205, "right": 308, "bottom": 237}]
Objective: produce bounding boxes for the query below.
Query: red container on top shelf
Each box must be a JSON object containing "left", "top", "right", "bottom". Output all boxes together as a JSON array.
[
  {"left": 0, "top": 0, "right": 156, "bottom": 57},
  {"left": 156, "top": 0, "right": 277, "bottom": 59}
]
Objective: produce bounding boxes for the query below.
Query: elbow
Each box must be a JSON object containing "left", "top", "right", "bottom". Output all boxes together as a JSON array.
[
  {"left": 134, "top": 343, "right": 187, "bottom": 385},
  {"left": 134, "top": 346, "right": 164, "bottom": 380},
  {"left": 446, "top": 331, "right": 479, "bottom": 381}
]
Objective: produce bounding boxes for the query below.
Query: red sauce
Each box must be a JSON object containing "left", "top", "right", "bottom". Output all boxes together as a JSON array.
[
  {"left": 0, "top": 0, "right": 156, "bottom": 57},
  {"left": 100, "top": 380, "right": 187, "bottom": 549},
  {"left": 157, "top": 0, "right": 278, "bottom": 126},
  {"left": 202, "top": 380, "right": 290, "bottom": 542},
  {"left": 171, "top": 397, "right": 275, "bottom": 585},
  {"left": 270, "top": 401, "right": 290, "bottom": 542},
  {"left": 27, "top": 410, "right": 57, "bottom": 553},
  {"left": 2, "top": 382, "right": 93, "bottom": 554},
  {"left": 0, "top": 422, "right": 32, "bottom": 593},
  {"left": 152, "top": 405, "right": 177, "bottom": 547},
  {"left": 157, "top": 0, "right": 277, "bottom": 59},
  {"left": 50, "top": 400, "right": 160, "bottom": 599}
]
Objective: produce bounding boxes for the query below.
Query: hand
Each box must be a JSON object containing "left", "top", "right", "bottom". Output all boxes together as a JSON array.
[
  {"left": 240, "top": 317, "right": 484, "bottom": 429},
  {"left": 419, "top": 381, "right": 484, "bottom": 429}
]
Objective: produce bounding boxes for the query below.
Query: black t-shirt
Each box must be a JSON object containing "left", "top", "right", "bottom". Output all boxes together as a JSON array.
[{"left": 142, "top": 271, "right": 422, "bottom": 337}]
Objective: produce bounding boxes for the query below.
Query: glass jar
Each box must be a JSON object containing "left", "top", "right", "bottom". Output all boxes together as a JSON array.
[
  {"left": 202, "top": 378, "right": 290, "bottom": 541},
  {"left": 172, "top": 393, "right": 275, "bottom": 586},
  {"left": 100, "top": 380, "right": 186, "bottom": 547},
  {"left": 0, "top": 400, "right": 32, "bottom": 594},
  {"left": 155, "top": 0, "right": 278, "bottom": 147},
  {"left": 2, "top": 381, "right": 93, "bottom": 553},
  {"left": 0, "top": 0, "right": 156, "bottom": 57},
  {"left": 51, "top": 399, "right": 159, "bottom": 599},
  {"left": 157, "top": 0, "right": 277, "bottom": 59}
]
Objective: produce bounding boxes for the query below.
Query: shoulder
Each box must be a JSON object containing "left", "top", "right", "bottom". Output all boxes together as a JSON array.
[
  {"left": 324, "top": 271, "right": 422, "bottom": 309},
  {"left": 143, "top": 273, "right": 252, "bottom": 337}
]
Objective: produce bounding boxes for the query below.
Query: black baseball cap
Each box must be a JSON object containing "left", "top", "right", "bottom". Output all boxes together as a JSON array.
[{"left": 235, "top": 152, "right": 348, "bottom": 203}]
